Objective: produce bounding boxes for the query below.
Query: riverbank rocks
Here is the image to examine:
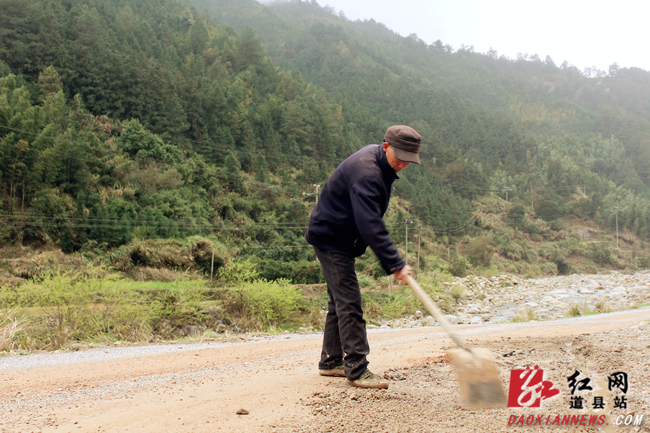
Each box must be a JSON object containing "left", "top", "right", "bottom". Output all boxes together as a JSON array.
[
  {"left": 374, "top": 270, "right": 649, "bottom": 328},
  {"left": 452, "top": 271, "right": 650, "bottom": 323}
]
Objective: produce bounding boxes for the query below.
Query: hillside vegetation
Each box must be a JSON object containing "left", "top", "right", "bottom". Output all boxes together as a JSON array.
[{"left": 1, "top": 0, "right": 650, "bottom": 349}]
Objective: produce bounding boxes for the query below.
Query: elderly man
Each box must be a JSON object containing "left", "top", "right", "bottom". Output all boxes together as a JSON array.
[{"left": 305, "top": 125, "right": 421, "bottom": 389}]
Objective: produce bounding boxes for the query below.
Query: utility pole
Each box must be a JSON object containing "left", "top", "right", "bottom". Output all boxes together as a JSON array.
[
  {"left": 613, "top": 204, "right": 625, "bottom": 249},
  {"left": 210, "top": 246, "right": 215, "bottom": 283},
  {"left": 302, "top": 184, "right": 321, "bottom": 202},
  {"left": 502, "top": 186, "right": 511, "bottom": 203},
  {"left": 313, "top": 184, "right": 320, "bottom": 203},
  {"left": 502, "top": 186, "right": 512, "bottom": 219},
  {"left": 526, "top": 162, "right": 539, "bottom": 212},
  {"left": 417, "top": 234, "right": 421, "bottom": 275},
  {"left": 404, "top": 218, "right": 409, "bottom": 264}
]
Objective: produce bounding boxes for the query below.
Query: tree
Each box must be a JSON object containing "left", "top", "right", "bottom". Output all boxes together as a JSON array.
[
  {"left": 224, "top": 150, "right": 244, "bottom": 193},
  {"left": 234, "top": 27, "right": 264, "bottom": 72},
  {"left": 37, "top": 65, "right": 63, "bottom": 102}
]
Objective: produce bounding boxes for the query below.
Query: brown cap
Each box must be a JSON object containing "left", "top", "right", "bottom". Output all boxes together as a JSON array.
[{"left": 384, "top": 125, "right": 421, "bottom": 164}]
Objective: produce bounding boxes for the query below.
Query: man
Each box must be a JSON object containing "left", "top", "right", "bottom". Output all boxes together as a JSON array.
[{"left": 305, "top": 125, "right": 421, "bottom": 389}]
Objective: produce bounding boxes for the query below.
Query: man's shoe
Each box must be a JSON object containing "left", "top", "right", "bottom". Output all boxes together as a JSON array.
[
  {"left": 319, "top": 364, "right": 346, "bottom": 377},
  {"left": 347, "top": 369, "right": 389, "bottom": 389}
]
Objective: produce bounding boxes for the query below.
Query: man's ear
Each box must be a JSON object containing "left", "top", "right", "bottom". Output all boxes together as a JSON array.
[{"left": 382, "top": 142, "right": 389, "bottom": 152}]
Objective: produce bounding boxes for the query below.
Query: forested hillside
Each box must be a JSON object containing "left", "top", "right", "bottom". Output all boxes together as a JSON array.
[{"left": 2, "top": 0, "right": 650, "bottom": 280}]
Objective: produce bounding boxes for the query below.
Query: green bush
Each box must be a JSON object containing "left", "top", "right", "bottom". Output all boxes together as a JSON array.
[
  {"left": 507, "top": 204, "right": 526, "bottom": 228},
  {"left": 466, "top": 236, "right": 494, "bottom": 267},
  {"left": 448, "top": 254, "right": 468, "bottom": 277},
  {"left": 217, "top": 258, "right": 261, "bottom": 284},
  {"left": 357, "top": 274, "right": 375, "bottom": 289},
  {"left": 549, "top": 219, "right": 568, "bottom": 231},
  {"left": 450, "top": 285, "right": 467, "bottom": 300},
  {"left": 251, "top": 259, "right": 324, "bottom": 284},
  {"left": 498, "top": 241, "right": 524, "bottom": 261},
  {"left": 536, "top": 200, "right": 566, "bottom": 222},
  {"left": 591, "top": 243, "right": 616, "bottom": 266},
  {"left": 355, "top": 253, "right": 386, "bottom": 279}
]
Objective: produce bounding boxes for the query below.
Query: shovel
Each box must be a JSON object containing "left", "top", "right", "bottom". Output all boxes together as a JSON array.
[{"left": 405, "top": 275, "right": 507, "bottom": 409}]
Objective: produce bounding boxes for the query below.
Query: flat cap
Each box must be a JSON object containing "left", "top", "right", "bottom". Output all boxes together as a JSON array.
[{"left": 384, "top": 125, "right": 421, "bottom": 164}]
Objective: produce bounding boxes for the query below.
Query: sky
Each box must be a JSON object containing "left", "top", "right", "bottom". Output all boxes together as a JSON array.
[{"left": 319, "top": 0, "right": 649, "bottom": 73}]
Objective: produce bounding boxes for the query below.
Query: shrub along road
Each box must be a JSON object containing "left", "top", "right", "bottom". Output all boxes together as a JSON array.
[{"left": 1, "top": 308, "right": 649, "bottom": 432}]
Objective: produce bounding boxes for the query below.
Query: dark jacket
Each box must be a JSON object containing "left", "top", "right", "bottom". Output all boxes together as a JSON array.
[{"left": 305, "top": 144, "right": 405, "bottom": 274}]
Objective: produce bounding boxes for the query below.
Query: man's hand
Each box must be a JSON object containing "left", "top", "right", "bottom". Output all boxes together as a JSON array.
[{"left": 393, "top": 265, "right": 414, "bottom": 284}]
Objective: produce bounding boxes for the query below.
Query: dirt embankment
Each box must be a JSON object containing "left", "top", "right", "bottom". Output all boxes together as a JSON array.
[{"left": 1, "top": 308, "right": 649, "bottom": 433}]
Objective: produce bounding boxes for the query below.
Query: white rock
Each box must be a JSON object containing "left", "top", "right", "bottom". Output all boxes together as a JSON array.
[
  {"left": 444, "top": 315, "right": 460, "bottom": 325},
  {"left": 470, "top": 316, "right": 482, "bottom": 325}
]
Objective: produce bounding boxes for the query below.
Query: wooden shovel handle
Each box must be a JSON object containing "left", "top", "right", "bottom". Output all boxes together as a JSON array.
[{"left": 405, "top": 275, "right": 468, "bottom": 351}]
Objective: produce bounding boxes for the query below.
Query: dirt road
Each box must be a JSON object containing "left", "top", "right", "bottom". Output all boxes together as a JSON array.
[{"left": 2, "top": 308, "right": 649, "bottom": 432}]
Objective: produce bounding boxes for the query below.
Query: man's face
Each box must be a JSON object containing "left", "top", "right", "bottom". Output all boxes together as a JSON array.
[{"left": 383, "top": 143, "right": 410, "bottom": 172}]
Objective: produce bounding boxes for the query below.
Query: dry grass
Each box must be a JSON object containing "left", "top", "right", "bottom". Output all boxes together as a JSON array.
[
  {"left": 0, "top": 309, "right": 25, "bottom": 352},
  {"left": 592, "top": 299, "right": 612, "bottom": 314},
  {"left": 512, "top": 307, "right": 538, "bottom": 322},
  {"left": 128, "top": 266, "right": 197, "bottom": 282},
  {"left": 108, "top": 236, "right": 225, "bottom": 274},
  {"left": 0, "top": 248, "right": 87, "bottom": 279}
]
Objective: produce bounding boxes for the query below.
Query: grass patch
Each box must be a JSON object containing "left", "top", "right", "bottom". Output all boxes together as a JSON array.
[
  {"left": 0, "top": 268, "right": 223, "bottom": 350},
  {"left": 223, "top": 279, "right": 305, "bottom": 329},
  {"left": 569, "top": 300, "right": 613, "bottom": 318},
  {"left": 0, "top": 264, "right": 464, "bottom": 352},
  {"left": 362, "top": 272, "right": 454, "bottom": 321},
  {"left": 568, "top": 304, "right": 582, "bottom": 317},
  {"left": 512, "top": 308, "right": 538, "bottom": 323}
]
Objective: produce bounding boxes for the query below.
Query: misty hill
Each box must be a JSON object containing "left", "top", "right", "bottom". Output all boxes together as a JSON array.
[{"left": 198, "top": 0, "right": 650, "bottom": 186}]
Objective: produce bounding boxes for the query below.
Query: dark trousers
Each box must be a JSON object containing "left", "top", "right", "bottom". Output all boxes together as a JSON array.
[{"left": 313, "top": 246, "right": 369, "bottom": 380}]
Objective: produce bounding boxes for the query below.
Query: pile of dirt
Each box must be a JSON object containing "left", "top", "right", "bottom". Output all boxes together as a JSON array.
[{"left": 288, "top": 323, "right": 650, "bottom": 433}]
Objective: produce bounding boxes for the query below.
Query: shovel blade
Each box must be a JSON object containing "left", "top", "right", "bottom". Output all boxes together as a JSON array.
[{"left": 448, "top": 348, "right": 507, "bottom": 410}]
